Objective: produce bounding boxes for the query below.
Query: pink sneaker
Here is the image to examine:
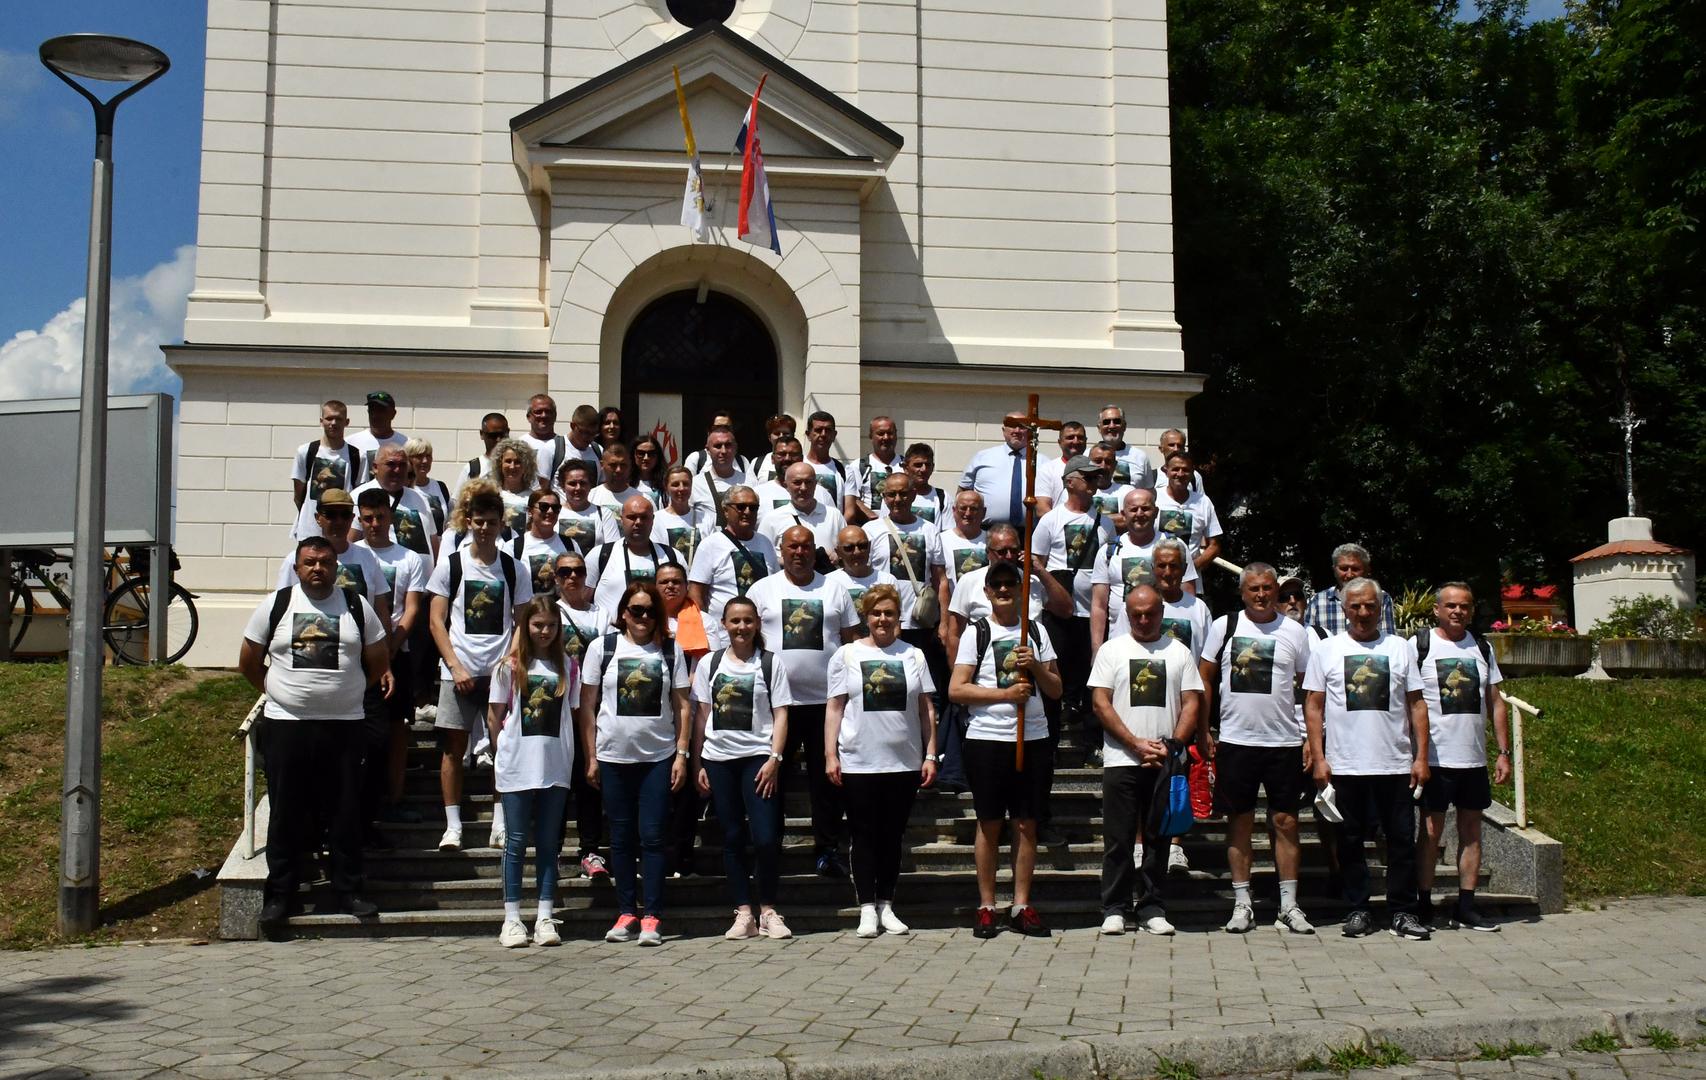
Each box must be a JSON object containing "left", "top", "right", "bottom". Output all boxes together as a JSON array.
[
  {"left": 638, "top": 915, "right": 662, "bottom": 946},
  {"left": 604, "top": 914, "right": 639, "bottom": 942},
  {"left": 759, "top": 910, "right": 792, "bottom": 940}
]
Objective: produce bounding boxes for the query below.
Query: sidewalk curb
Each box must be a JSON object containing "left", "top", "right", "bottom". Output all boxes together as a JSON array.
[{"left": 461, "top": 999, "right": 1706, "bottom": 1080}]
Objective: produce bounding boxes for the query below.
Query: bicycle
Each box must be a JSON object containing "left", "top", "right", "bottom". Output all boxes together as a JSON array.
[{"left": 5, "top": 546, "right": 199, "bottom": 665}]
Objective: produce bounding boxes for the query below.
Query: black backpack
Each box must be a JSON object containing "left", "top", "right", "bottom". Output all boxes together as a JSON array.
[
  {"left": 305, "top": 440, "right": 362, "bottom": 492},
  {"left": 593, "top": 631, "right": 679, "bottom": 702},
  {"left": 593, "top": 540, "right": 679, "bottom": 582},
  {"left": 703, "top": 647, "right": 777, "bottom": 715},
  {"left": 970, "top": 617, "right": 1049, "bottom": 697},
  {"left": 1414, "top": 629, "right": 1493, "bottom": 666},
  {"left": 444, "top": 550, "right": 519, "bottom": 627},
  {"left": 264, "top": 585, "right": 369, "bottom": 655}
]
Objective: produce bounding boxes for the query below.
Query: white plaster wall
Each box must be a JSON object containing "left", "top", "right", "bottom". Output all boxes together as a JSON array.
[{"left": 1572, "top": 556, "right": 1698, "bottom": 634}]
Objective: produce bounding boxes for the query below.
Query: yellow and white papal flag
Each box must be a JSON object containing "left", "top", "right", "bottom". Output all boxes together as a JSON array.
[{"left": 673, "top": 67, "right": 711, "bottom": 243}]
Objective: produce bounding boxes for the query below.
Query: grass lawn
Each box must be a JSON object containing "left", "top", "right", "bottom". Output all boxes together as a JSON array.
[
  {"left": 1500, "top": 677, "right": 1706, "bottom": 901},
  {"left": 0, "top": 662, "right": 253, "bottom": 948}
]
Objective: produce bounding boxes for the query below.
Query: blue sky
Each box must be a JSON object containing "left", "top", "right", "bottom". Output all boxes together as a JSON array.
[{"left": 0, "top": 0, "right": 1568, "bottom": 399}]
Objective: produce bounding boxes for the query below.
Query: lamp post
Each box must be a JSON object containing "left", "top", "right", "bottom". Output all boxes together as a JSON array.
[{"left": 40, "top": 33, "right": 170, "bottom": 937}]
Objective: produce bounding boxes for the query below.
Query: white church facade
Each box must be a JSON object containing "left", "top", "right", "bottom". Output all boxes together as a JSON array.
[{"left": 166, "top": 0, "right": 1199, "bottom": 663}]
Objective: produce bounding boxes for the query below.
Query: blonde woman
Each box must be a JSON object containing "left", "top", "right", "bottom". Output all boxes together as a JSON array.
[
  {"left": 404, "top": 437, "right": 451, "bottom": 533},
  {"left": 490, "top": 437, "right": 540, "bottom": 533}
]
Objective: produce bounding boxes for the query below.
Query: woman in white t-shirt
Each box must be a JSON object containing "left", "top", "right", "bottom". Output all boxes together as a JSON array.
[
  {"left": 577, "top": 581, "right": 691, "bottom": 947},
  {"left": 630, "top": 435, "right": 667, "bottom": 505},
  {"left": 691, "top": 596, "right": 795, "bottom": 941},
  {"left": 486, "top": 597, "right": 578, "bottom": 949},
  {"left": 491, "top": 437, "right": 540, "bottom": 534},
  {"left": 826, "top": 584, "right": 939, "bottom": 938},
  {"left": 652, "top": 465, "right": 708, "bottom": 565},
  {"left": 405, "top": 437, "right": 452, "bottom": 534}
]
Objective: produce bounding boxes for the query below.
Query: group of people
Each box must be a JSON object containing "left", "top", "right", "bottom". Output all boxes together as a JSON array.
[{"left": 239, "top": 391, "right": 1512, "bottom": 950}]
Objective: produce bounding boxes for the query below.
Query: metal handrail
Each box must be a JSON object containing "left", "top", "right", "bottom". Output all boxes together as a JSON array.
[
  {"left": 234, "top": 694, "right": 265, "bottom": 858},
  {"left": 1499, "top": 692, "right": 1541, "bottom": 828}
]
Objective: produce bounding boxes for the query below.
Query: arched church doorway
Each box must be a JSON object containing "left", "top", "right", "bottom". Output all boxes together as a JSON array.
[{"left": 621, "top": 289, "right": 779, "bottom": 466}]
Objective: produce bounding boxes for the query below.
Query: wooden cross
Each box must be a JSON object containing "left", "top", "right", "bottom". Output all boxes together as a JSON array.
[{"left": 1002, "top": 395, "right": 1062, "bottom": 769}]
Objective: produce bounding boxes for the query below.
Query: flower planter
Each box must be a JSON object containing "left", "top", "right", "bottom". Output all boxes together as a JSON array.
[
  {"left": 1486, "top": 633, "right": 1592, "bottom": 678},
  {"left": 1597, "top": 638, "right": 1706, "bottom": 679}
]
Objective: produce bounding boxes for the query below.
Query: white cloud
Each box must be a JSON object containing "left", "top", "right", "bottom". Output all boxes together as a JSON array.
[{"left": 0, "top": 245, "right": 194, "bottom": 402}]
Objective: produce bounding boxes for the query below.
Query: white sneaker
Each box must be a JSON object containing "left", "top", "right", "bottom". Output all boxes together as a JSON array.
[
  {"left": 1134, "top": 843, "right": 1144, "bottom": 866},
  {"left": 1137, "top": 905, "right": 1175, "bottom": 936},
  {"left": 488, "top": 805, "right": 506, "bottom": 850},
  {"left": 474, "top": 749, "right": 494, "bottom": 770},
  {"left": 1275, "top": 907, "right": 1317, "bottom": 935},
  {"left": 498, "top": 918, "right": 528, "bottom": 948},
  {"left": 877, "top": 902, "right": 909, "bottom": 935},
  {"left": 1225, "top": 903, "right": 1256, "bottom": 933},
  {"left": 438, "top": 826, "right": 462, "bottom": 852},
  {"left": 415, "top": 704, "right": 437, "bottom": 722},
  {"left": 1168, "top": 844, "right": 1190, "bottom": 873},
  {"left": 532, "top": 917, "right": 561, "bottom": 946},
  {"left": 856, "top": 904, "right": 880, "bottom": 938},
  {"left": 1100, "top": 913, "right": 1127, "bottom": 935}
]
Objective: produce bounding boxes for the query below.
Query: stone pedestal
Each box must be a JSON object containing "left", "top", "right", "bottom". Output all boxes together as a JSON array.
[{"left": 1570, "top": 517, "right": 1695, "bottom": 634}]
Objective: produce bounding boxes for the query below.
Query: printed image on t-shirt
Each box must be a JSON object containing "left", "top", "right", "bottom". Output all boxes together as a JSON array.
[
  {"left": 846, "top": 586, "right": 869, "bottom": 635},
  {"left": 732, "top": 550, "right": 765, "bottom": 595},
  {"left": 394, "top": 507, "right": 429, "bottom": 554},
  {"left": 310, "top": 456, "right": 347, "bottom": 499},
  {"left": 889, "top": 535, "right": 926, "bottom": 581},
  {"left": 1158, "top": 509, "right": 1192, "bottom": 544},
  {"left": 522, "top": 673, "right": 563, "bottom": 737},
  {"left": 463, "top": 580, "right": 505, "bottom": 636},
  {"left": 1345, "top": 654, "right": 1391, "bottom": 711},
  {"left": 616, "top": 657, "right": 664, "bottom": 716},
  {"left": 1121, "top": 556, "right": 1154, "bottom": 590},
  {"left": 1065, "top": 523, "right": 1096, "bottom": 568},
  {"left": 711, "top": 671, "right": 755, "bottom": 732},
  {"left": 955, "top": 547, "right": 988, "bottom": 577},
  {"left": 667, "top": 527, "right": 697, "bottom": 562},
  {"left": 1128, "top": 658, "right": 1165, "bottom": 708},
  {"left": 916, "top": 503, "right": 937, "bottom": 524},
  {"left": 1113, "top": 459, "right": 1133, "bottom": 486},
  {"left": 334, "top": 564, "right": 367, "bottom": 598},
  {"left": 1094, "top": 492, "right": 1121, "bottom": 515},
  {"left": 563, "top": 622, "right": 590, "bottom": 662},
  {"left": 1160, "top": 618, "right": 1192, "bottom": 648},
  {"left": 861, "top": 659, "right": 906, "bottom": 712},
  {"left": 816, "top": 472, "right": 839, "bottom": 500},
  {"left": 290, "top": 613, "right": 340, "bottom": 670},
  {"left": 425, "top": 491, "right": 446, "bottom": 526},
  {"left": 559, "top": 516, "right": 598, "bottom": 551},
  {"left": 782, "top": 598, "right": 824, "bottom": 651},
  {"left": 992, "top": 639, "right": 1024, "bottom": 689},
  {"left": 503, "top": 503, "right": 528, "bottom": 533},
  {"left": 1436, "top": 658, "right": 1482, "bottom": 715},
  {"left": 867, "top": 465, "right": 891, "bottom": 495},
  {"left": 378, "top": 562, "right": 398, "bottom": 592},
  {"left": 527, "top": 554, "right": 555, "bottom": 598},
  {"left": 1228, "top": 636, "right": 1276, "bottom": 695}
]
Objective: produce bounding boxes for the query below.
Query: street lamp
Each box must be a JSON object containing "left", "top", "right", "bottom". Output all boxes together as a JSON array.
[{"left": 39, "top": 33, "right": 170, "bottom": 937}]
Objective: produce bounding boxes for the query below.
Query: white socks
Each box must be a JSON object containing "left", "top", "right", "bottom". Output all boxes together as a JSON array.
[
  {"left": 504, "top": 901, "right": 521, "bottom": 921},
  {"left": 1232, "top": 881, "right": 1252, "bottom": 907},
  {"left": 537, "top": 900, "right": 553, "bottom": 923},
  {"left": 1279, "top": 880, "right": 1299, "bottom": 911},
  {"left": 445, "top": 805, "right": 463, "bottom": 829}
]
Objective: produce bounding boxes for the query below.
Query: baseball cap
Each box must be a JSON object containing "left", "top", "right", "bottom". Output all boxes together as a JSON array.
[
  {"left": 1061, "top": 454, "right": 1103, "bottom": 478},
  {"left": 316, "top": 488, "right": 355, "bottom": 512},
  {"left": 365, "top": 391, "right": 396, "bottom": 408}
]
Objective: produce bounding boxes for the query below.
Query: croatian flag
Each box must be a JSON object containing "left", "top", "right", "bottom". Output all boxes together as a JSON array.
[{"left": 735, "top": 75, "right": 781, "bottom": 255}]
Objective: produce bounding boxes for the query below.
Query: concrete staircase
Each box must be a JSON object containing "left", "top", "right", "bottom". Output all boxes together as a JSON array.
[{"left": 244, "top": 722, "right": 1545, "bottom": 940}]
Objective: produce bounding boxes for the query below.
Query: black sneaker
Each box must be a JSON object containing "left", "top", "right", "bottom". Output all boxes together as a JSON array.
[
  {"left": 333, "top": 895, "right": 379, "bottom": 917},
  {"left": 815, "top": 852, "right": 847, "bottom": 879},
  {"left": 260, "top": 898, "right": 290, "bottom": 927},
  {"left": 1450, "top": 906, "right": 1500, "bottom": 933},
  {"left": 1341, "top": 909, "right": 1375, "bottom": 937},
  {"left": 972, "top": 907, "right": 1001, "bottom": 939},
  {"left": 1390, "top": 912, "right": 1432, "bottom": 940},
  {"left": 1009, "top": 905, "right": 1052, "bottom": 937},
  {"left": 1038, "top": 826, "right": 1069, "bottom": 847}
]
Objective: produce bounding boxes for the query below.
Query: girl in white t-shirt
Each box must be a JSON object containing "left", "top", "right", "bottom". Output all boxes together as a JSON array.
[
  {"left": 577, "top": 581, "right": 691, "bottom": 948},
  {"left": 826, "top": 585, "right": 939, "bottom": 938},
  {"left": 630, "top": 435, "right": 667, "bottom": 506},
  {"left": 486, "top": 597, "right": 578, "bottom": 949},
  {"left": 690, "top": 596, "right": 795, "bottom": 941}
]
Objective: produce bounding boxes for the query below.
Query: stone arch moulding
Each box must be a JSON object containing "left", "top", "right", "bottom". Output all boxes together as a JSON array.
[
  {"left": 549, "top": 199, "right": 860, "bottom": 424},
  {"left": 606, "top": 0, "right": 814, "bottom": 63}
]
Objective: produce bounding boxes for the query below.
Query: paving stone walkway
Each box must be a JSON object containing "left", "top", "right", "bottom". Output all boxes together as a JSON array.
[
  {"left": 1269, "top": 1048, "right": 1706, "bottom": 1080},
  {"left": 1, "top": 898, "right": 1703, "bottom": 1079}
]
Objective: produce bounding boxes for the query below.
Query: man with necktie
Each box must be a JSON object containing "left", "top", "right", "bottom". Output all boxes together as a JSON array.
[{"left": 958, "top": 413, "right": 1054, "bottom": 528}]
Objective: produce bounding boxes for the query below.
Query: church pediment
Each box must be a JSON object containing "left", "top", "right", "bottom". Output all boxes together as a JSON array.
[{"left": 511, "top": 23, "right": 903, "bottom": 165}]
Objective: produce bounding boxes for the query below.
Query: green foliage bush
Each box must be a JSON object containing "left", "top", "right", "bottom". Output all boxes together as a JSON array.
[{"left": 1588, "top": 595, "right": 1703, "bottom": 641}]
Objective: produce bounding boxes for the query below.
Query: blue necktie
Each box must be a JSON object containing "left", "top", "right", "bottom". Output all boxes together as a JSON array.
[{"left": 1008, "top": 449, "right": 1024, "bottom": 524}]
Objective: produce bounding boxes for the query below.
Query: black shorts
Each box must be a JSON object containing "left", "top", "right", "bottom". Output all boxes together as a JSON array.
[
  {"left": 1421, "top": 765, "right": 1492, "bottom": 813},
  {"left": 1213, "top": 742, "right": 1305, "bottom": 816},
  {"left": 963, "top": 737, "right": 1053, "bottom": 822}
]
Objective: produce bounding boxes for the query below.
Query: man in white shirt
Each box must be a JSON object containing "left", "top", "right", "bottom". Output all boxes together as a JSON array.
[
  {"left": 519, "top": 394, "right": 566, "bottom": 481},
  {"left": 936, "top": 489, "right": 988, "bottom": 614},
  {"left": 588, "top": 441, "right": 645, "bottom": 512},
  {"left": 683, "top": 410, "right": 738, "bottom": 476},
  {"left": 1088, "top": 584, "right": 1203, "bottom": 937},
  {"left": 238, "top": 537, "right": 389, "bottom": 930},
  {"left": 347, "top": 391, "right": 408, "bottom": 480},
  {"left": 555, "top": 460, "right": 620, "bottom": 555},
  {"left": 687, "top": 485, "right": 777, "bottom": 639},
  {"left": 1031, "top": 456, "right": 1118, "bottom": 743},
  {"left": 1092, "top": 487, "right": 1201, "bottom": 654},
  {"left": 290, "top": 400, "right": 364, "bottom": 541},
  {"left": 898, "top": 443, "right": 949, "bottom": 526},
  {"left": 450, "top": 412, "right": 509, "bottom": 499},
  {"left": 801, "top": 410, "right": 852, "bottom": 518},
  {"left": 1303, "top": 577, "right": 1431, "bottom": 941},
  {"left": 1088, "top": 441, "right": 1136, "bottom": 529},
  {"left": 350, "top": 444, "right": 439, "bottom": 562},
  {"left": 1154, "top": 451, "right": 1222, "bottom": 588},
  {"left": 690, "top": 425, "right": 748, "bottom": 527},
  {"left": 1305, "top": 542, "right": 1399, "bottom": 636},
  {"left": 753, "top": 436, "right": 803, "bottom": 511},
  {"left": 869, "top": 472, "right": 946, "bottom": 661},
  {"left": 758, "top": 461, "right": 847, "bottom": 564},
  {"left": 750, "top": 525, "right": 861, "bottom": 878},
  {"left": 1412, "top": 582, "right": 1510, "bottom": 933},
  {"left": 564, "top": 403, "right": 605, "bottom": 479},
  {"left": 959, "top": 413, "right": 1051, "bottom": 528},
  {"left": 1154, "top": 537, "right": 1213, "bottom": 659},
  {"left": 946, "top": 523, "right": 1072, "bottom": 659},
  {"left": 587, "top": 496, "right": 681, "bottom": 615},
  {"left": 277, "top": 489, "right": 391, "bottom": 626},
  {"left": 1156, "top": 428, "right": 1205, "bottom": 495},
  {"left": 1095, "top": 405, "right": 1157, "bottom": 490},
  {"left": 1034, "top": 421, "right": 1088, "bottom": 508},
  {"left": 1198, "top": 562, "right": 1316, "bottom": 935},
  {"left": 354, "top": 488, "right": 428, "bottom": 832},
  {"left": 848, "top": 414, "right": 900, "bottom": 524}
]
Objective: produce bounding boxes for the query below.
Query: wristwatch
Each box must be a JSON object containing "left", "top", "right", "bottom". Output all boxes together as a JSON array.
[
  {"left": 770, "top": 751, "right": 784, "bottom": 762},
  {"left": 676, "top": 748, "right": 691, "bottom": 758},
  {"left": 1496, "top": 749, "right": 1511, "bottom": 757},
  {"left": 927, "top": 753, "right": 943, "bottom": 763}
]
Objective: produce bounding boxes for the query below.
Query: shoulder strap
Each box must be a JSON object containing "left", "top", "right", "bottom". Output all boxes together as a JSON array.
[
  {"left": 498, "top": 551, "right": 517, "bottom": 599},
  {"left": 707, "top": 647, "right": 727, "bottom": 689},
  {"left": 973, "top": 617, "right": 992, "bottom": 673},
  {"left": 266, "top": 587, "right": 294, "bottom": 650},
  {"left": 759, "top": 648, "right": 775, "bottom": 701},
  {"left": 1416, "top": 630, "right": 1432, "bottom": 662},
  {"left": 468, "top": 457, "right": 480, "bottom": 475},
  {"left": 446, "top": 552, "right": 463, "bottom": 627},
  {"left": 552, "top": 434, "right": 566, "bottom": 469},
  {"left": 342, "top": 588, "right": 367, "bottom": 647},
  {"left": 596, "top": 632, "right": 620, "bottom": 695},
  {"left": 348, "top": 444, "right": 361, "bottom": 481},
  {"left": 306, "top": 439, "right": 321, "bottom": 468},
  {"left": 511, "top": 534, "right": 526, "bottom": 559},
  {"left": 596, "top": 541, "right": 616, "bottom": 576},
  {"left": 1311, "top": 623, "right": 1329, "bottom": 640},
  {"left": 660, "top": 541, "right": 679, "bottom": 565},
  {"left": 1213, "top": 613, "right": 1234, "bottom": 670},
  {"left": 1476, "top": 634, "right": 1492, "bottom": 666}
]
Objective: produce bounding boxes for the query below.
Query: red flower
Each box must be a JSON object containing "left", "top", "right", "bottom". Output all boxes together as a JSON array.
[
  {"left": 1501, "top": 585, "right": 1526, "bottom": 600},
  {"left": 1533, "top": 585, "right": 1558, "bottom": 600}
]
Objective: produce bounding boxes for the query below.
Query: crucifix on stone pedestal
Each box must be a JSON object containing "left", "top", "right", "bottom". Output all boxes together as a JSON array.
[
  {"left": 1611, "top": 396, "right": 1644, "bottom": 518},
  {"left": 1001, "top": 395, "right": 1061, "bottom": 769}
]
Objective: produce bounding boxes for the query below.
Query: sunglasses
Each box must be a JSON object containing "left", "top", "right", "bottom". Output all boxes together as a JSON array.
[
  {"left": 726, "top": 503, "right": 758, "bottom": 512},
  {"left": 625, "top": 604, "right": 656, "bottom": 618},
  {"left": 555, "top": 566, "right": 584, "bottom": 578},
  {"left": 989, "top": 582, "right": 1018, "bottom": 593},
  {"left": 840, "top": 541, "right": 870, "bottom": 551},
  {"left": 322, "top": 510, "right": 355, "bottom": 520},
  {"left": 990, "top": 547, "right": 1022, "bottom": 557},
  {"left": 535, "top": 503, "right": 562, "bottom": 514}
]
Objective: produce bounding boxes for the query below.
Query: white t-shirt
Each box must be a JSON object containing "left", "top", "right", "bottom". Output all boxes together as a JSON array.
[
  {"left": 1410, "top": 630, "right": 1504, "bottom": 769},
  {"left": 1087, "top": 633, "right": 1203, "bottom": 767},
  {"left": 349, "top": 481, "right": 436, "bottom": 558},
  {"left": 589, "top": 484, "right": 646, "bottom": 513},
  {"left": 868, "top": 517, "right": 939, "bottom": 630},
  {"left": 747, "top": 572, "right": 859, "bottom": 704},
  {"left": 687, "top": 529, "right": 778, "bottom": 624},
  {"left": 513, "top": 530, "right": 569, "bottom": 600},
  {"left": 586, "top": 540, "right": 681, "bottom": 615},
  {"left": 652, "top": 505, "right": 711, "bottom": 566},
  {"left": 498, "top": 488, "right": 531, "bottom": 535},
  {"left": 581, "top": 635, "right": 689, "bottom": 764},
  {"left": 556, "top": 503, "right": 619, "bottom": 554},
  {"left": 1160, "top": 592, "right": 1214, "bottom": 660},
  {"left": 691, "top": 647, "right": 795, "bottom": 762},
  {"left": 557, "top": 601, "right": 610, "bottom": 665},
  {"left": 354, "top": 540, "right": 427, "bottom": 646},
  {"left": 1303, "top": 631, "right": 1424, "bottom": 776},
  {"left": 414, "top": 479, "right": 451, "bottom": 534},
  {"left": 488, "top": 656, "right": 578, "bottom": 792},
  {"left": 520, "top": 432, "right": 576, "bottom": 481},
  {"left": 825, "top": 565, "right": 898, "bottom": 637},
  {"left": 689, "top": 467, "right": 748, "bottom": 524},
  {"left": 425, "top": 549, "right": 534, "bottom": 678},
  {"left": 433, "top": 522, "right": 518, "bottom": 569},
  {"left": 346, "top": 430, "right": 407, "bottom": 480},
  {"left": 806, "top": 458, "right": 849, "bottom": 507},
  {"left": 449, "top": 455, "right": 491, "bottom": 500},
  {"left": 1092, "top": 482, "right": 1137, "bottom": 519},
  {"left": 955, "top": 617, "right": 1056, "bottom": 742},
  {"left": 1030, "top": 503, "right": 1118, "bottom": 617},
  {"left": 1034, "top": 454, "right": 1065, "bottom": 506},
  {"left": 757, "top": 500, "right": 847, "bottom": 554},
  {"left": 1200, "top": 611, "right": 1312, "bottom": 748},
  {"left": 1107, "top": 444, "right": 1156, "bottom": 490},
  {"left": 276, "top": 542, "right": 389, "bottom": 608},
  {"left": 938, "top": 529, "right": 988, "bottom": 586},
  {"left": 289, "top": 441, "right": 364, "bottom": 540},
  {"left": 1153, "top": 487, "right": 1223, "bottom": 562},
  {"left": 746, "top": 454, "right": 782, "bottom": 485},
  {"left": 852, "top": 454, "right": 900, "bottom": 507},
  {"left": 244, "top": 586, "right": 385, "bottom": 721},
  {"left": 883, "top": 487, "right": 947, "bottom": 526},
  {"left": 950, "top": 565, "right": 1048, "bottom": 625},
  {"left": 827, "top": 640, "right": 934, "bottom": 774},
  {"left": 753, "top": 479, "right": 793, "bottom": 513}
]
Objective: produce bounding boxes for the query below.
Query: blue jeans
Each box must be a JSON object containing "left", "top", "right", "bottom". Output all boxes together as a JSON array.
[
  {"left": 499, "top": 786, "right": 570, "bottom": 906},
  {"left": 600, "top": 758, "right": 672, "bottom": 917},
  {"left": 703, "top": 756, "right": 782, "bottom": 908}
]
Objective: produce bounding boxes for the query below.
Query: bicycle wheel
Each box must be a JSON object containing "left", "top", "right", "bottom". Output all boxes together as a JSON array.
[
  {"left": 7, "top": 579, "right": 33, "bottom": 654},
  {"left": 103, "top": 579, "right": 199, "bottom": 665}
]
